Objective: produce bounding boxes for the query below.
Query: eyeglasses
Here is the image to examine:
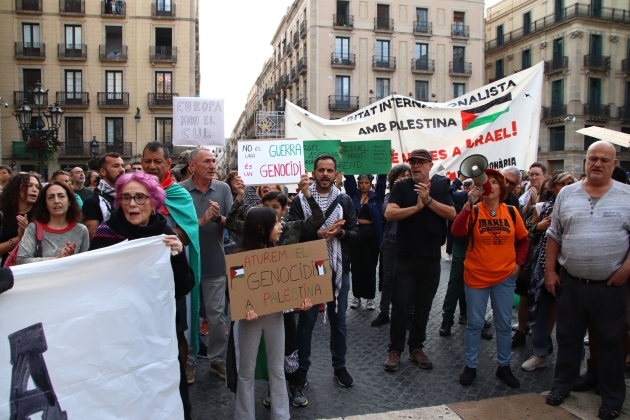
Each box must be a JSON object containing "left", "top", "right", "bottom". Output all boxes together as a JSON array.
[
  {"left": 119, "top": 193, "right": 149, "bottom": 205},
  {"left": 409, "top": 159, "right": 430, "bottom": 166}
]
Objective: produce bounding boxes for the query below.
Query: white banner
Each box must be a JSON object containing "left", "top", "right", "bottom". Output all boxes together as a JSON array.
[
  {"left": 238, "top": 139, "right": 305, "bottom": 185},
  {"left": 173, "top": 97, "right": 225, "bottom": 147},
  {"left": 0, "top": 237, "right": 183, "bottom": 420},
  {"left": 286, "top": 62, "right": 544, "bottom": 179}
]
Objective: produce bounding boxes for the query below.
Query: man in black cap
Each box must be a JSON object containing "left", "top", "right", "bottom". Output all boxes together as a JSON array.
[{"left": 383, "top": 149, "right": 456, "bottom": 372}]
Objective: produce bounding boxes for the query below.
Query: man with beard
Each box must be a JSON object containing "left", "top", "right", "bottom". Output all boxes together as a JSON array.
[
  {"left": 82, "top": 153, "right": 125, "bottom": 239},
  {"left": 383, "top": 149, "right": 456, "bottom": 372},
  {"left": 71, "top": 167, "right": 93, "bottom": 202}
]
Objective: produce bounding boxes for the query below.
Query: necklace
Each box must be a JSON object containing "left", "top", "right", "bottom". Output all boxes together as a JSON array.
[{"left": 490, "top": 209, "right": 497, "bottom": 217}]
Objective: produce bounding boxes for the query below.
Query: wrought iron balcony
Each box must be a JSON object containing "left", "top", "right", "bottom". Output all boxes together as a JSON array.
[
  {"left": 278, "top": 75, "right": 287, "bottom": 88},
  {"left": 298, "top": 57, "right": 307, "bottom": 74},
  {"left": 331, "top": 53, "right": 355, "bottom": 68},
  {"left": 148, "top": 93, "right": 179, "bottom": 108},
  {"left": 101, "top": 0, "right": 125, "bottom": 16},
  {"left": 16, "top": 0, "right": 41, "bottom": 13},
  {"left": 57, "top": 44, "right": 87, "bottom": 60},
  {"left": 56, "top": 91, "right": 89, "bottom": 108},
  {"left": 14, "top": 42, "right": 45, "bottom": 59},
  {"left": 374, "top": 17, "right": 394, "bottom": 32},
  {"left": 287, "top": 44, "right": 293, "bottom": 57},
  {"left": 151, "top": 2, "right": 176, "bottom": 18},
  {"left": 59, "top": 142, "right": 133, "bottom": 157},
  {"left": 411, "top": 58, "right": 435, "bottom": 74},
  {"left": 328, "top": 95, "right": 359, "bottom": 111},
  {"left": 275, "top": 99, "right": 285, "bottom": 112},
  {"left": 544, "top": 56, "right": 568, "bottom": 73},
  {"left": 584, "top": 54, "right": 611, "bottom": 70},
  {"left": 285, "top": 75, "right": 293, "bottom": 89},
  {"left": 583, "top": 103, "right": 610, "bottom": 118},
  {"left": 14, "top": 90, "right": 48, "bottom": 106},
  {"left": 99, "top": 45, "right": 127, "bottom": 61},
  {"left": 293, "top": 32, "right": 299, "bottom": 48},
  {"left": 300, "top": 20, "right": 307, "bottom": 38},
  {"left": 334, "top": 14, "right": 354, "bottom": 28},
  {"left": 449, "top": 61, "right": 472, "bottom": 76},
  {"left": 59, "top": 0, "right": 83, "bottom": 14},
  {"left": 542, "top": 104, "right": 567, "bottom": 120},
  {"left": 619, "top": 106, "right": 630, "bottom": 120},
  {"left": 451, "top": 23, "right": 469, "bottom": 37},
  {"left": 291, "top": 68, "right": 298, "bottom": 83},
  {"left": 413, "top": 21, "right": 432, "bottom": 36},
  {"left": 150, "top": 46, "right": 177, "bottom": 62},
  {"left": 296, "top": 97, "right": 308, "bottom": 110},
  {"left": 373, "top": 56, "right": 396, "bottom": 71},
  {"left": 97, "top": 92, "right": 130, "bottom": 108}
]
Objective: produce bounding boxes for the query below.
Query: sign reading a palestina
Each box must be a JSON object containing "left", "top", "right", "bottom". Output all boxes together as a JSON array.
[{"left": 286, "top": 61, "right": 544, "bottom": 180}]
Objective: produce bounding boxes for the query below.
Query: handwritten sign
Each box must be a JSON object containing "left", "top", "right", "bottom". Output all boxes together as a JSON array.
[
  {"left": 303, "top": 140, "right": 341, "bottom": 171},
  {"left": 225, "top": 241, "right": 333, "bottom": 320},
  {"left": 238, "top": 139, "right": 304, "bottom": 185},
  {"left": 173, "top": 97, "right": 225, "bottom": 147},
  {"left": 341, "top": 140, "right": 392, "bottom": 175}
]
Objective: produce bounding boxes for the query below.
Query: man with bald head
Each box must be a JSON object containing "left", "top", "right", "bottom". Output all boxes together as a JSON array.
[
  {"left": 544, "top": 141, "right": 630, "bottom": 418},
  {"left": 71, "top": 167, "right": 93, "bottom": 202}
]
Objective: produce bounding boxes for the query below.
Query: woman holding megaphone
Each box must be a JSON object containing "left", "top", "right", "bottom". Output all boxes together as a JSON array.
[{"left": 451, "top": 168, "right": 529, "bottom": 388}]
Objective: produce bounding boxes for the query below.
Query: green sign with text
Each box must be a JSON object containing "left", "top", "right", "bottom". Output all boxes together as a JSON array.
[{"left": 340, "top": 140, "right": 392, "bottom": 175}]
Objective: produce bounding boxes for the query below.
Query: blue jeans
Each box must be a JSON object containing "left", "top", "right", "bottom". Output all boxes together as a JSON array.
[
  {"left": 465, "top": 275, "right": 515, "bottom": 368},
  {"left": 297, "top": 272, "right": 349, "bottom": 371},
  {"left": 531, "top": 289, "right": 553, "bottom": 356}
]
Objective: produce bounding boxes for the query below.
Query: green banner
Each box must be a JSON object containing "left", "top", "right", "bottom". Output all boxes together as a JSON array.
[
  {"left": 303, "top": 140, "right": 341, "bottom": 171},
  {"left": 340, "top": 140, "right": 392, "bottom": 175}
]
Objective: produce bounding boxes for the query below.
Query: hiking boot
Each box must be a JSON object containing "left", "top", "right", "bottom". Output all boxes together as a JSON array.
[
  {"left": 197, "top": 341, "right": 209, "bottom": 359},
  {"left": 511, "top": 331, "right": 527, "bottom": 348},
  {"left": 458, "top": 315, "right": 468, "bottom": 324},
  {"left": 481, "top": 327, "right": 493, "bottom": 340},
  {"left": 366, "top": 299, "right": 376, "bottom": 310},
  {"left": 439, "top": 320, "right": 454, "bottom": 336},
  {"left": 496, "top": 365, "right": 520, "bottom": 389},
  {"left": 262, "top": 389, "right": 271, "bottom": 407},
  {"left": 408, "top": 348, "right": 433, "bottom": 369},
  {"left": 521, "top": 355, "right": 547, "bottom": 371},
  {"left": 459, "top": 366, "right": 477, "bottom": 386},
  {"left": 574, "top": 359, "right": 598, "bottom": 392},
  {"left": 350, "top": 298, "right": 361, "bottom": 309},
  {"left": 546, "top": 388, "right": 569, "bottom": 406},
  {"left": 186, "top": 364, "right": 195, "bottom": 385},
  {"left": 209, "top": 361, "right": 226, "bottom": 379},
  {"left": 289, "top": 385, "right": 308, "bottom": 407},
  {"left": 334, "top": 367, "right": 353, "bottom": 387},
  {"left": 384, "top": 350, "right": 401, "bottom": 372},
  {"left": 371, "top": 312, "right": 390, "bottom": 327}
]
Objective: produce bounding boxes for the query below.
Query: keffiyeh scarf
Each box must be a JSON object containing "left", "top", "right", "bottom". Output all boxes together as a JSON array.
[
  {"left": 528, "top": 195, "right": 556, "bottom": 317},
  {"left": 95, "top": 179, "right": 116, "bottom": 222}
]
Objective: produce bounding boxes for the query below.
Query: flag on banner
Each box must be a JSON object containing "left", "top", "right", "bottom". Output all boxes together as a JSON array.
[
  {"left": 315, "top": 261, "right": 326, "bottom": 276},
  {"left": 230, "top": 266, "right": 245, "bottom": 279},
  {"left": 461, "top": 93, "right": 512, "bottom": 130}
]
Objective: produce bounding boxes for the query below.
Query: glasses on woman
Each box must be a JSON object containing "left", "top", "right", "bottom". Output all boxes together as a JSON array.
[{"left": 119, "top": 193, "right": 149, "bottom": 205}]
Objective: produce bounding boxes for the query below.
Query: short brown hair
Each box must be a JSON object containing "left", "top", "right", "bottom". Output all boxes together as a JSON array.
[
  {"left": 224, "top": 170, "right": 239, "bottom": 187},
  {"left": 32, "top": 181, "right": 82, "bottom": 224}
]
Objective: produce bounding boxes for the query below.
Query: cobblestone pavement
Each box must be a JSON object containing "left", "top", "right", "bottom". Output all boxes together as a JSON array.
[{"left": 189, "top": 258, "right": 559, "bottom": 420}]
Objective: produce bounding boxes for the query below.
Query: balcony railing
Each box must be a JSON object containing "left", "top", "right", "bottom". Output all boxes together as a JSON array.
[
  {"left": 583, "top": 103, "right": 610, "bottom": 118},
  {"left": 489, "top": 74, "right": 505, "bottom": 83},
  {"left": 334, "top": 14, "right": 354, "bottom": 28},
  {"left": 373, "top": 56, "right": 396, "bottom": 71},
  {"left": 59, "top": 0, "right": 83, "bottom": 14},
  {"left": 544, "top": 56, "right": 568, "bottom": 73},
  {"left": 300, "top": 20, "right": 307, "bottom": 38},
  {"left": 14, "top": 90, "right": 48, "bottom": 106},
  {"left": 449, "top": 61, "right": 472, "bottom": 76},
  {"left": 486, "top": 3, "right": 630, "bottom": 52},
  {"left": 99, "top": 45, "right": 127, "bottom": 61},
  {"left": 290, "top": 67, "right": 298, "bottom": 83},
  {"left": 56, "top": 91, "right": 89, "bottom": 108},
  {"left": 285, "top": 75, "right": 293, "bottom": 89},
  {"left": 542, "top": 104, "right": 567, "bottom": 120},
  {"left": 374, "top": 17, "right": 394, "bottom": 32},
  {"left": 584, "top": 54, "right": 611, "bottom": 70},
  {"left": 275, "top": 99, "right": 285, "bottom": 112},
  {"left": 293, "top": 32, "right": 299, "bottom": 48},
  {"left": 328, "top": 95, "right": 359, "bottom": 111},
  {"left": 298, "top": 57, "right": 307, "bottom": 74},
  {"left": 331, "top": 53, "right": 355, "bottom": 68},
  {"left": 151, "top": 2, "right": 176, "bottom": 18},
  {"left": 148, "top": 93, "right": 178, "bottom": 108},
  {"left": 15, "top": 42, "right": 46, "bottom": 59},
  {"left": 278, "top": 75, "right": 287, "bottom": 88},
  {"left": 411, "top": 58, "right": 435, "bottom": 73},
  {"left": 16, "top": 0, "right": 41, "bottom": 13},
  {"left": 101, "top": 0, "right": 125, "bottom": 16},
  {"left": 97, "top": 92, "right": 130, "bottom": 108},
  {"left": 451, "top": 23, "right": 469, "bottom": 37},
  {"left": 413, "top": 21, "right": 432, "bottom": 35},
  {"left": 57, "top": 44, "right": 87, "bottom": 60},
  {"left": 619, "top": 106, "right": 630, "bottom": 120},
  {"left": 150, "top": 46, "right": 177, "bottom": 62},
  {"left": 297, "top": 97, "right": 308, "bottom": 110}
]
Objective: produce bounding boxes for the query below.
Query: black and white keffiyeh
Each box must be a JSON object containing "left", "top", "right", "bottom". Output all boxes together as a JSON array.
[
  {"left": 528, "top": 195, "right": 556, "bottom": 317},
  {"left": 298, "top": 184, "right": 343, "bottom": 311},
  {"left": 95, "top": 179, "right": 116, "bottom": 222}
]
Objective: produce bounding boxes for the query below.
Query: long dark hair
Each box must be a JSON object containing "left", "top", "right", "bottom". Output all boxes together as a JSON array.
[
  {"left": 234, "top": 207, "right": 277, "bottom": 253},
  {"left": 0, "top": 173, "right": 41, "bottom": 228},
  {"left": 32, "top": 181, "right": 83, "bottom": 224}
]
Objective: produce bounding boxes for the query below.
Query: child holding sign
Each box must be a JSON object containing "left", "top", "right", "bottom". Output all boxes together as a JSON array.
[{"left": 233, "top": 207, "right": 313, "bottom": 420}]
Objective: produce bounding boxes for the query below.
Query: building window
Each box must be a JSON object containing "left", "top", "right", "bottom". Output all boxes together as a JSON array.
[
  {"left": 105, "top": 26, "right": 122, "bottom": 56},
  {"left": 156, "top": 71, "right": 172, "bottom": 94},
  {"left": 65, "top": 70, "right": 83, "bottom": 102},
  {"left": 415, "top": 7, "right": 429, "bottom": 33},
  {"left": 64, "top": 25, "right": 81, "bottom": 50},
  {"left": 376, "top": 40, "right": 390, "bottom": 66},
  {"left": 453, "top": 11, "right": 465, "bottom": 35},
  {"left": 156, "top": 0, "right": 171, "bottom": 11},
  {"left": 415, "top": 81, "right": 429, "bottom": 101},
  {"left": 375, "top": 78, "right": 390, "bottom": 100},
  {"left": 553, "top": 37, "right": 564, "bottom": 59},
  {"left": 22, "top": 23, "right": 40, "bottom": 50},
  {"left": 106, "top": 71, "right": 123, "bottom": 101},
  {"left": 495, "top": 59, "right": 504, "bottom": 79},
  {"left": 453, "top": 83, "right": 465, "bottom": 98},
  {"left": 549, "top": 160, "right": 564, "bottom": 173},
  {"left": 335, "top": 37, "right": 350, "bottom": 62},
  {"left": 453, "top": 46, "right": 465, "bottom": 72},
  {"left": 155, "top": 118, "right": 172, "bottom": 143},
  {"left": 551, "top": 79, "right": 564, "bottom": 106},
  {"left": 523, "top": 12, "right": 531, "bottom": 35},
  {"left": 105, "top": 118, "right": 124, "bottom": 144},
  {"left": 496, "top": 25, "right": 504, "bottom": 46},
  {"left": 335, "top": 75, "right": 350, "bottom": 104},
  {"left": 522, "top": 48, "right": 531, "bottom": 70},
  {"left": 589, "top": 33, "right": 602, "bottom": 57},
  {"left": 549, "top": 126, "right": 565, "bottom": 151},
  {"left": 621, "top": 127, "right": 630, "bottom": 153},
  {"left": 588, "top": 77, "right": 602, "bottom": 105},
  {"left": 376, "top": 4, "right": 390, "bottom": 29},
  {"left": 65, "top": 117, "right": 83, "bottom": 146}
]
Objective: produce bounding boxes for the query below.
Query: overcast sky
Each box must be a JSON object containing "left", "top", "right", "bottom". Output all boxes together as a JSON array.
[{"left": 199, "top": 0, "right": 503, "bottom": 139}]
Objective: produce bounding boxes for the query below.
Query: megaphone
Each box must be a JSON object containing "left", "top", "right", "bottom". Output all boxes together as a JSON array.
[{"left": 460, "top": 154, "right": 492, "bottom": 196}]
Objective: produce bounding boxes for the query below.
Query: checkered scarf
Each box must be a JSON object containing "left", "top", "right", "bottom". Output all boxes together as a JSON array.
[{"left": 529, "top": 195, "right": 556, "bottom": 317}]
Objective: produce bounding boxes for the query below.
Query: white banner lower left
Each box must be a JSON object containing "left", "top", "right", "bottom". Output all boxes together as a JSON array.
[{"left": 0, "top": 236, "right": 183, "bottom": 420}]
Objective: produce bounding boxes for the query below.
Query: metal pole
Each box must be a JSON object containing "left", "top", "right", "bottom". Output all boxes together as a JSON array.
[{"left": 390, "top": 94, "right": 405, "bottom": 155}]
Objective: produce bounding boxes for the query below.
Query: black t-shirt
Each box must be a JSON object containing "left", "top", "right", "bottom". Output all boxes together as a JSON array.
[
  {"left": 74, "top": 187, "right": 93, "bottom": 203},
  {"left": 389, "top": 175, "right": 454, "bottom": 258},
  {"left": 82, "top": 193, "right": 114, "bottom": 224},
  {"left": 0, "top": 211, "right": 32, "bottom": 265},
  {"left": 504, "top": 192, "right": 520, "bottom": 208}
]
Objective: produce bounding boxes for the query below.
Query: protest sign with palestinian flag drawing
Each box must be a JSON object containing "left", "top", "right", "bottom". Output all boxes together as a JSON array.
[{"left": 230, "top": 266, "right": 244, "bottom": 280}]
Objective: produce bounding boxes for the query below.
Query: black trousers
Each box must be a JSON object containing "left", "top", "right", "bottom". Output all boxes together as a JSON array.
[
  {"left": 350, "top": 224, "right": 380, "bottom": 300},
  {"left": 178, "top": 353, "right": 192, "bottom": 420},
  {"left": 554, "top": 269, "right": 627, "bottom": 407},
  {"left": 389, "top": 255, "right": 441, "bottom": 353}
]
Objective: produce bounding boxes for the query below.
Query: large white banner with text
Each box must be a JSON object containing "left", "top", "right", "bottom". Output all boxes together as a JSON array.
[
  {"left": 0, "top": 236, "right": 183, "bottom": 420},
  {"left": 286, "top": 62, "right": 544, "bottom": 179}
]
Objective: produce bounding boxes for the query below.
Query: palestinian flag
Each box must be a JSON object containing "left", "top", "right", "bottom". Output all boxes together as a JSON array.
[
  {"left": 315, "top": 261, "right": 326, "bottom": 276},
  {"left": 461, "top": 93, "right": 512, "bottom": 130},
  {"left": 230, "top": 266, "right": 244, "bottom": 279}
]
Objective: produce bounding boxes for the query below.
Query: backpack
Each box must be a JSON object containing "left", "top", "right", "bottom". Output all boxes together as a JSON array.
[{"left": 3, "top": 221, "right": 43, "bottom": 267}]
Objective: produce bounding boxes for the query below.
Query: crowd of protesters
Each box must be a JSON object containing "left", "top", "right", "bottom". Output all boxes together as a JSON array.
[{"left": 0, "top": 139, "right": 629, "bottom": 420}]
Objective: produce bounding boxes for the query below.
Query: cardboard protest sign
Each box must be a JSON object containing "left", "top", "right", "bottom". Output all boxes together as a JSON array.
[
  {"left": 0, "top": 236, "right": 183, "bottom": 420},
  {"left": 173, "top": 97, "right": 225, "bottom": 147},
  {"left": 238, "top": 139, "right": 305, "bottom": 185},
  {"left": 341, "top": 140, "right": 391, "bottom": 174},
  {"left": 225, "top": 240, "right": 333, "bottom": 320},
  {"left": 303, "top": 140, "right": 341, "bottom": 171}
]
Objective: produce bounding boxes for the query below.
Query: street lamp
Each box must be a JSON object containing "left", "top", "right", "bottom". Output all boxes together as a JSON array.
[{"left": 90, "top": 136, "right": 99, "bottom": 160}]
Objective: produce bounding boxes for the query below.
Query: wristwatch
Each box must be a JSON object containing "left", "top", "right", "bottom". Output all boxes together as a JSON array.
[
  {"left": 425, "top": 197, "right": 433, "bottom": 206},
  {"left": 213, "top": 214, "right": 221, "bottom": 223},
  {"left": 335, "top": 229, "right": 345, "bottom": 238}
]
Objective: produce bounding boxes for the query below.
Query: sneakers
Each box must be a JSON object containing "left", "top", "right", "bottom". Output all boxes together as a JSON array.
[
  {"left": 521, "top": 355, "right": 547, "bottom": 371},
  {"left": 262, "top": 389, "right": 271, "bottom": 407},
  {"left": 366, "top": 299, "right": 376, "bottom": 310},
  {"left": 496, "top": 365, "right": 520, "bottom": 388},
  {"left": 333, "top": 367, "right": 353, "bottom": 387},
  {"left": 546, "top": 387, "right": 569, "bottom": 406},
  {"left": 371, "top": 312, "right": 390, "bottom": 327},
  {"left": 445, "top": 254, "right": 452, "bottom": 261},
  {"left": 511, "top": 330, "right": 527, "bottom": 348},
  {"left": 200, "top": 318, "right": 209, "bottom": 336},
  {"left": 408, "top": 348, "right": 433, "bottom": 370},
  {"left": 481, "top": 326, "right": 493, "bottom": 340},
  {"left": 197, "top": 341, "right": 209, "bottom": 359},
  {"left": 209, "top": 361, "right": 226, "bottom": 379},
  {"left": 185, "top": 364, "right": 195, "bottom": 385},
  {"left": 350, "top": 297, "right": 361, "bottom": 309},
  {"left": 439, "top": 320, "right": 453, "bottom": 336},
  {"left": 289, "top": 385, "right": 308, "bottom": 407},
  {"left": 459, "top": 366, "right": 477, "bottom": 386},
  {"left": 384, "top": 350, "right": 401, "bottom": 372},
  {"left": 458, "top": 315, "right": 468, "bottom": 324}
]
